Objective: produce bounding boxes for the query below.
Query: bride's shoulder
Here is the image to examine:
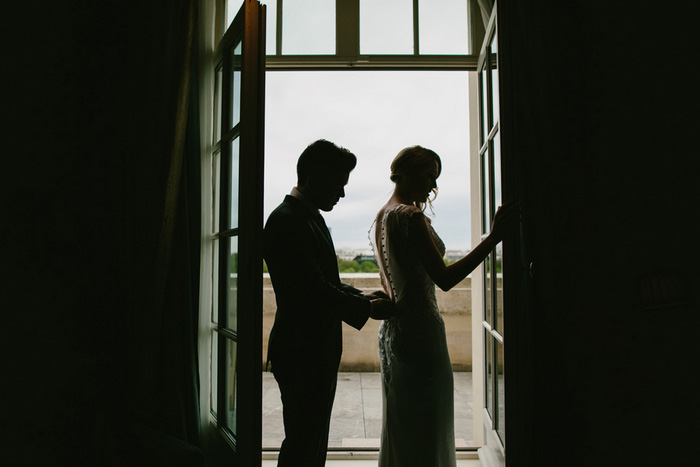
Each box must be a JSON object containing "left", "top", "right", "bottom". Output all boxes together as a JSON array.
[
  {"left": 394, "top": 203, "right": 423, "bottom": 216},
  {"left": 382, "top": 204, "right": 424, "bottom": 222}
]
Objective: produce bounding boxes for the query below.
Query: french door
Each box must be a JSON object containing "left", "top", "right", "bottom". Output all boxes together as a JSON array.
[
  {"left": 199, "top": 0, "right": 266, "bottom": 465},
  {"left": 474, "top": 5, "right": 506, "bottom": 466},
  {"left": 472, "top": 2, "right": 529, "bottom": 465}
]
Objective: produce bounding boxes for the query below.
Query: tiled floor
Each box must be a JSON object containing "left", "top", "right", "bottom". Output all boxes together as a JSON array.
[
  {"left": 262, "top": 371, "right": 475, "bottom": 449},
  {"left": 262, "top": 459, "right": 481, "bottom": 466}
]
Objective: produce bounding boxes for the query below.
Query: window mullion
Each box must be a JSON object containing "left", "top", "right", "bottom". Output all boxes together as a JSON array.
[
  {"left": 222, "top": 125, "right": 241, "bottom": 145},
  {"left": 469, "top": 0, "right": 487, "bottom": 55},
  {"left": 216, "top": 330, "right": 226, "bottom": 424},
  {"left": 413, "top": 0, "right": 419, "bottom": 55},
  {"left": 275, "top": 0, "right": 282, "bottom": 55},
  {"left": 336, "top": 0, "right": 359, "bottom": 58},
  {"left": 216, "top": 326, "right": 238, "bottom": 342},
  {"left": 217, "top": 33, "right": 233, "bottom": 428}
]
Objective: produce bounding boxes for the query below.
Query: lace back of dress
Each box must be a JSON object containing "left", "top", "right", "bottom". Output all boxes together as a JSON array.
[{"left": 368, "top": 217, "right": 395, "bottom": 301}]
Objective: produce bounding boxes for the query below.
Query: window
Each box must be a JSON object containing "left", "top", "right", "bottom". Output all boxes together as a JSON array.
[
  {"left": 210, "top": 24, "right": 244, "bottom": 446},
  {"left": 263, "top": 0, "right": 481, "bottom": 70},
  {"left": 199, "top": 0, "right": 266, "bottom": 463},
  {"left": 477, "top": 12, "right": 507, "bottom": 453}
]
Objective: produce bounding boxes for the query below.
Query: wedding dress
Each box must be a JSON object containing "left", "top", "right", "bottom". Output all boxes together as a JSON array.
[{"left": 372, "top": 204, "right": 456, "bottom": 467}]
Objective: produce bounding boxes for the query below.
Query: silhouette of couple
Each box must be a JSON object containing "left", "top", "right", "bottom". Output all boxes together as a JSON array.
[{"left": 265, "top": 139, "right": 519, "bottom": 467}]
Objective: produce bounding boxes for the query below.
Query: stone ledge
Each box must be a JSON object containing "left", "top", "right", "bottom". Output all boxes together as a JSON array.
[{"left": 261, "top": 274, "right": 505, "bottom": 370}]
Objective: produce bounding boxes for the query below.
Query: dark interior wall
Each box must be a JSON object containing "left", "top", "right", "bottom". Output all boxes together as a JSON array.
[
  {"left": 501, "top": 1, "right": 700, "bottom": 465},
  {"left": 7, "top": 1, "right": 202, "bottom": 465}
]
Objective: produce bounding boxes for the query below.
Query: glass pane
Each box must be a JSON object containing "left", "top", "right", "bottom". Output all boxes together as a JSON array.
[
  {"left": 481, "top": 150, "right": 490, "bottom": 235},
  {"left": 485, "top": 329, "right": 493, "bottom": 416},
  {"left": 227, "top": 236, "right": 239, "bottom": 331},
  {"left": 283, "top": 0, "right": 335, "bottom": 54},
  {"left": 212, "top": 238, "right": 220, "bottom": 324},
  {"left": 213, "top": 68, "right": 223, "bottom": 144},
  {"left": 226, "top": 338, "right": 238, "bottom": 434},
  {"left": 225, "top": 0, "right": 244, "bottom": 32},
  {"left": 213, "top": 151, "right": 221, "bottom": 233},
  {"left": 360, "top": 0, "right": 413, "bottom": 54},
  {"left": 480, "top": 68, "right": 488, "bottom": 144},
  {"left": 260, "top": 0, "right": 277, "bottom": 55},
  {"left": 211, "top": 331, "right": 218, "bottom": 416},
  {"left": 418, "top": 0, "right": 468, "bottom": 54},
  {"left": 229, "top": 138, "right": 240, "bottom": 229},
  {"left": 496, "top": 339, "right": 505, "bottom": 442},
  {"left": 230, "top": 42, "right": 242, "bottom": 129},
  {"left": 493, "top": 132, "right": 501, "bottom": 210},
  {"left": 484, "top": 253, "right": 492, "bottom": 324},
  {"left": 495, "top": 242, "right": 503, "bottom": 336},
  {"left": 490, "top": 33, "right": 499, "bottom": 124}
]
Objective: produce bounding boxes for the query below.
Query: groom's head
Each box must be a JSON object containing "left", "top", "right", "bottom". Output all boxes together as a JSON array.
[{"left": 296, "top": 139, "right": 357, "bottom": 212}]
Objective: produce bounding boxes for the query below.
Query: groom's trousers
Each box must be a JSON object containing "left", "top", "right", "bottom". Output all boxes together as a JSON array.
[{"left": 273, "top": 365, "right": 338, "bottom": 467}]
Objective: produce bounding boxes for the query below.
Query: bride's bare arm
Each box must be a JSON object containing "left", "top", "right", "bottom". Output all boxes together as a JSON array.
[
  {"left": 412, "top": 200, "right": 519, "bottom": 291},
  {"left": 410, "top": 216, "right": 494, "bottom": 291}
]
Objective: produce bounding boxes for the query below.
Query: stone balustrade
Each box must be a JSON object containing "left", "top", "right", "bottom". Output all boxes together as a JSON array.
[{"left": 262, "top": 273, "right": 503, "bottom": 371}]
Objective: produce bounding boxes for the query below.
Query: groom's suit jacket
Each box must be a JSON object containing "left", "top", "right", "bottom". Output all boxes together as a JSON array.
[{"left": 264, "top": 195, "right": 371, "bottom": 374}]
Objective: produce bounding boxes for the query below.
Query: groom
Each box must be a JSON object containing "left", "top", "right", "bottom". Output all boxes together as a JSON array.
[{"left": 264, "top": 139, "right": 393, "bottom": 466}]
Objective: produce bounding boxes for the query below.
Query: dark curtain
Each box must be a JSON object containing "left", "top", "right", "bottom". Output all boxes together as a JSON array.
[{"left": 7, "top": 1, "right": 204, "bottom": 465}]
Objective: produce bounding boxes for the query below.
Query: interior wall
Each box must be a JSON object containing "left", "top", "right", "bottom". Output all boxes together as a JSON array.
[
  {"left": 7, "top": 1, "right": 203, "bottom": 465},
  {"left": 500, "top": 1, "right": 700, "bottom": 465}
]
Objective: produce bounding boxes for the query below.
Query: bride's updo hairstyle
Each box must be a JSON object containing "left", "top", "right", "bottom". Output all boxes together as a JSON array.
[{"left": 390, "top": 145, "right": 442, "bottom": 213}]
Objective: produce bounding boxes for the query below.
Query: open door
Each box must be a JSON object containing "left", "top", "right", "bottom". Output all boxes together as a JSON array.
[
  {"left": 199, "top": 0, "right": 266, "bottom": 465},
  {"left": 471, "top": 2, "right": 529, "bottom": 465},
  {"left": 472, "top": 3, "right": 507, "bottom": 466}
]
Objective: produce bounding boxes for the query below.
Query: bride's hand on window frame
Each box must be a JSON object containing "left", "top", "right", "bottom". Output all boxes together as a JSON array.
[{"left": 489, "top": 199, "right": 520, "bottom": 242}]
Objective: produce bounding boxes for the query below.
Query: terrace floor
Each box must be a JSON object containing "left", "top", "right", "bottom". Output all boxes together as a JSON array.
[{"left": 262, "top": 371, "right": 476, "bottom": 449}]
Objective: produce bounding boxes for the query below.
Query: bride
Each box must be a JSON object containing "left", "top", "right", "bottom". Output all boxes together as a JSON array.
[{"left": 371, "top": 146, "right": 518, "bottom": 466}]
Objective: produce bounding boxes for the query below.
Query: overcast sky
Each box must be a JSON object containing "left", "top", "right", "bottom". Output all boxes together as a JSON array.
[{"left": 264, "top": 70, "right": 472, "bottom": 251}]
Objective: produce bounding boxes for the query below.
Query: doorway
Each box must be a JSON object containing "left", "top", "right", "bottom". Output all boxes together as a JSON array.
[
  {"left": 261, "top": 70, "right": 475, "bottom": 451},
  {"left": 197, "top": 0, "right": 512, "bottom": 464}
]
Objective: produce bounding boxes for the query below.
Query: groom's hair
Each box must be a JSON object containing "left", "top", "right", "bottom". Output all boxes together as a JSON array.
[{"left": 297, "top": 139, "right": 357, "bottom": 185}]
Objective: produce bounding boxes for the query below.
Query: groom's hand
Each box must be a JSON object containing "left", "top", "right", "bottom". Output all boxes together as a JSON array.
[
  {"left": 369, "top": 298, "right": 395, "bottom": 320},
  {"left": 364, "top": 290, "right": 390, "bottom": 301}
]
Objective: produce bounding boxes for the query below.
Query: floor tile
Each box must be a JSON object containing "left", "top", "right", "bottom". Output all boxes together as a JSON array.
[
  {"left": 262, "top": 372, "right": 475, "bottom": 449},
  {"left": 262, "top": 415, "right": 285, "bottom": 446},
  {"left": 359, "top": 372, "right": 381, "bottom": 389},
  {"left": 263, "top": 459, "right": 481, "bottom": 466},
  {"left": 360, "top": 388, "right": 382, "bottom": 420},
  {"left": 329, "top": 417, "right": 366, "bottom": 443},
  {"left": 363, "top": 418, "right": 382, "bottom": 439}
]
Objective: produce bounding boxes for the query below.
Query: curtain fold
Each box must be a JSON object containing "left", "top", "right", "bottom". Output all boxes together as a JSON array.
[
  {"left": 119, "top": 0, "right": 205, "bottom": 463},
  {"left": 76, "top": 0, "right": 205, "bottom": 463},
  {"left": 11, "top": 1, "right": 205, "bottom": 465}
]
